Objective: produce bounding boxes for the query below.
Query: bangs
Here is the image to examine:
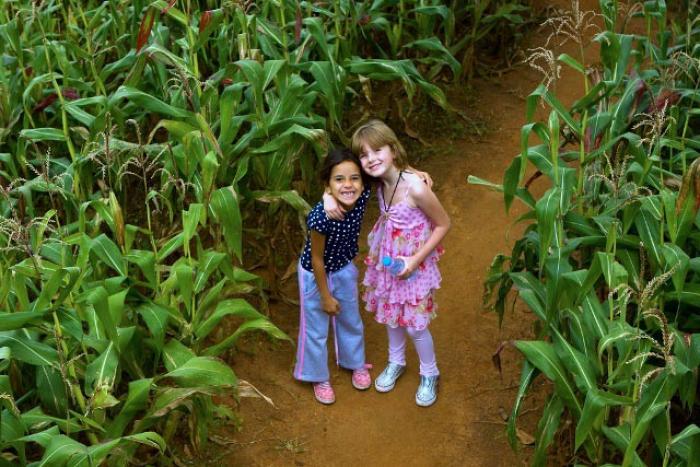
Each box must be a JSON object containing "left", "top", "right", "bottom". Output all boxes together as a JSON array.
[{"left": 351, "top": 126, "right": 392, "bottom": 155}]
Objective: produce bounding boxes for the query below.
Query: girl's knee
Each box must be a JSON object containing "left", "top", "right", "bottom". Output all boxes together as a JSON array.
[{"left": 406, "top": 327, "right": 431, "bottom": 340}]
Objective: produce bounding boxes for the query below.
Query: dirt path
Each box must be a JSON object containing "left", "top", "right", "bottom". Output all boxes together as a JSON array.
[{"left": 210, "top": 2, "right": 601, "bottom": 465}]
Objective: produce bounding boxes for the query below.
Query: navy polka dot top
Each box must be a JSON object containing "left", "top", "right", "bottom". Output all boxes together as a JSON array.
[{"left": 300, "top": 188, "right": 371, "bottom": 273}]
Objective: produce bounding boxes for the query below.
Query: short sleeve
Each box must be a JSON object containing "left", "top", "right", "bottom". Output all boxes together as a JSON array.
[
  {"left": 357, "top": 187, "right": 371, "bottom": 209},
  {"left": 306, "top": 205, "right": 328, "bottom": 235}
]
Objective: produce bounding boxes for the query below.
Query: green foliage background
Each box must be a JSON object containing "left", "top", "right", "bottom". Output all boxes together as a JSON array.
[
  {"left": 0, "top": 0, "right": 529, "bottom": 464},
  {"left": 473, "top": 1, "right": 700, "bottom": 465}
]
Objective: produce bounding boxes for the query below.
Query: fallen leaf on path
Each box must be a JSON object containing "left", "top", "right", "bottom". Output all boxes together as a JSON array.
[
  {"left": 238, "top": 379, "right": 276, "bottom": 408},
  {"left": 516, "top": 428, "right": 535, "bottom": 445}
]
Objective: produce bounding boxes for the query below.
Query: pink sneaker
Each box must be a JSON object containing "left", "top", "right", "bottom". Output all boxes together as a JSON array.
[
  {"left": 313, "top": 382, "right": 335, "bottom": 404},
  {"left": 352, "top": 365, "right": 372, "bottom": 390}
]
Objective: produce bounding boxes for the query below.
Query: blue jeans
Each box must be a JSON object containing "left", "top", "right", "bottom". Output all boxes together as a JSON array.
[{"left": 294, "top": 261, "right": 366, "bottom": 382}]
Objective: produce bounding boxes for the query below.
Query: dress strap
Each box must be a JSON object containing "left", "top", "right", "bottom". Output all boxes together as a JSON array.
[{"left": 377, "top": 186, "right": 386, "bottom": 212}]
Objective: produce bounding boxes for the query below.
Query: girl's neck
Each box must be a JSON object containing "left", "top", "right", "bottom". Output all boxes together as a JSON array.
[{"left": 381, "top": 166, "right": 402, "bottom": 188}]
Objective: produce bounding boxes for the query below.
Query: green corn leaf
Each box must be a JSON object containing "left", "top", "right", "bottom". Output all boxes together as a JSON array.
[
  {"left": 11, "top": 270, "right": 30, "bottom": 311},
  {"left": 535, "top": 188, "right": 560, "bottom": 269},
  {"left": 532, "top": 395, "right": 564, "bottom": 467},
  {"left": 151, "top": 0, "right": 188, "bottom": 25},
  {"left": 624, "top": 401, "right": 669, "bottom": 467},
  {"left": 0, "top": 333, "right": 58, "bottom": 366},
  {"left": 36, "top": 365, "right": 67, "bottom": 416},
  {"left": 140, "top": 387, "right": 214, "bottom": 422},
  {"left": 515, "top": 340, "right": 582, "bottom": 417},
  {"left": 210, "top": 187, "right": 242, "bottom": 261},
  {"left": 64, "top": 102, "right": 96, "bottom": 127},
  {"left": 157, "top": 233, "right": 185, "bottom": 262},
  {"left": 527, "top": 85, "right": 581, "bottom": 135},
  {"left": 195, "top": 298, "right": 263, "bottom": 340},
  {"left": 635, "top": 207, "right": 662, "bottom": 269},
  {"left": 502, "top": 155, "right": 521, "bottom": 212},
  {"left": 235, "top": 59, "right": 265, "bottom": 122},
  {"left": 219, "top": 90, "right": 247, "bottom": 147},
  {"left": 661, "top": 244, "right": 689, "bottom": 292},
  {"left": 309, "top": 61, "right": 345, "bottom": 131},
  {"left": 667, "top": 283, "right": 700, "bottom": 307},
  {"left": 111, "top": 86, "right": 191, "bottom": 118},
  {"left": 564, "top": 211, "right": 601, "bottom": 236},
  {"left": 194, "top": 251, "right": 227, "bottom": 294},
  {"left": 0, "top": 311, "right": 46, "bottom": 331},
  {"left": 182, "top": 204, "right": 204, "bottom": 257},
  {"left": 84, "top": 342, "right": 118, "bottom": 395},
  {"left": 197, "top": 278, "right": 228, "bottom": 315},
  {"left": 670, "top": 424, "right": 700, "bottom": 461},
  {"left": 125, "top": 250, "right": 157, "bottom": 289},
  {"left": 507, "top": 360, "right": 538, "bottom": 449},
  {"left": 91, "top": 234, "right": 126, "bottom": 276},
  {"left": 303, "top": 17, "right": 333, "bottom": 63},
  {"left": 544, "top": 247, "right": 573, "bottom": 317},
  {"left": 162, "top": 339, "right": 196, "bottom": 372},
  {"left": 510, "top": 271, "right": 547, "bottom": 305},
  {"left": 136, "top": 302, "right": 171, "bottom": 347},
  {"left": 517, "top": 289, "right": 547, "bottom": 322},
  {"left": 344, "top": 58, "right": 417, "bottom": 100},
  {"left": 557, "top": 53, "right": 584, "bottom": 73},
  {"left": 609, "top": 77, "right": 642, "bottom": 138},
  {"left": 563, "top": 308, "right": 596, "bottom": 364},
  {"left": 617, "top": 249, "right": 640, "bottom": 286},
  {"left": 551, "top": 327, "right": 597, "bottom": 392},
  {"left": 161, "top": 356, "right": 237, "bottom": 388},
  {"left": 175, "top": 264, "right": 194, "bottom": 318},
  {"left": 22, "top": 72, "right": 61, "bottom": 106},
  {"left": 415, "top": 79, "right": 449, "bottom": 110},
  {"left": 203, "top": 318, "right": 291, "bottom": 357},
  {"left": 576, "top": 389, "right": 632, "bottom": 450},
  {"left": 602, "top": 424, "right": 645, "bottom": 467},
  {"left": 38, "top": 435, "right": 86, "bottom": 467},
  {"left": 403, "top": 37, "right": 462, "bottom": 79},
  {"left": 17, "top": 426, "right": 60, "bottom": 447},
  {"left": 596, "top": 252, "right": 628, "bottom": 290},
  {"left": 84, "top": 286, "right": 120, "bottom": 351},
  {"left": 105, "top": 378, "right": 153, "bottom": 439},
  {"left": 120, "top": 431, "right": 166, "bottom": 454},
  {"left": 19, "top": 128, "right": 66, "bottom": 142},
  {"left": 201, "top": 151, "right": 219, "bottom": 198},
  {"left": 195, "top": 113, "right": 223, "bottom": 158},
  {"left": 598, "top": 321, "right": 637, "bottom": 363}
]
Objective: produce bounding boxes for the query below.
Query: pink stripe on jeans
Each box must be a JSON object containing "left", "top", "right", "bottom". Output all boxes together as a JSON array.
[{"left": 295, "top": 267, "right": 307, "bottom": 380}]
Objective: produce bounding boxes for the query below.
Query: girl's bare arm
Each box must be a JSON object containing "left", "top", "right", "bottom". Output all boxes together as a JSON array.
[
  {"left": 310, "top": 231, "right": 340, "bottom": 314},
  {"left": 323, "top": 167, "right": 432, "bottom": 221},
  {"left": 400, "top": 180, "right": 450, "bottom": 277}
]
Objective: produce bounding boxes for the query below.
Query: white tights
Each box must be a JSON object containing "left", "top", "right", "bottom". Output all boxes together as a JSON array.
[{"left": 386, "top": 325, "right": 439, "bottom": 377}]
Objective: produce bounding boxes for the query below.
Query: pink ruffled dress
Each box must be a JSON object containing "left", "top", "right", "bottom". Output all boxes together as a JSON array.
[{"left": 362, "top": 185, "right": 444, "bottom": 330}]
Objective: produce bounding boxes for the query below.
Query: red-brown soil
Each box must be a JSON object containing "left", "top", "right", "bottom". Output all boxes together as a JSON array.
[{"left": 204, "top": 1, "right": 604, "bottom": 465}]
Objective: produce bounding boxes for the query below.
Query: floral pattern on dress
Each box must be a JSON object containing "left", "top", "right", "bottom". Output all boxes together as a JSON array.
[{"left": 362, "top": 187, "right": 444, "bottom": 331}]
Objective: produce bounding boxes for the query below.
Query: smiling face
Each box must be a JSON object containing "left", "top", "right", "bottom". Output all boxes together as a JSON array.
[
  {"left": 358, "top": 143, "right": 395, "bottom": 179},
  {"left": 327, "top": 160, "right": 364, "bottom": 209}
]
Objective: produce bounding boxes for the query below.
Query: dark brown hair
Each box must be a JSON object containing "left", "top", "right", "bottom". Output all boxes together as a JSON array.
[{"left": 319, "top": 147, "right": 367, "bottom": 186}]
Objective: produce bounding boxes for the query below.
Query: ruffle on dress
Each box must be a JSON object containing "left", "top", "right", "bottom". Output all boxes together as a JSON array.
[{"left": 362, "top": 196, "right": 444, "bottom": 330}]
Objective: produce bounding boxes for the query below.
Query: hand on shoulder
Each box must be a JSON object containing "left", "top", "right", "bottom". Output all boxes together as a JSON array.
[{"left": 404, "top": 172, "right": 432, "bottom": 205}]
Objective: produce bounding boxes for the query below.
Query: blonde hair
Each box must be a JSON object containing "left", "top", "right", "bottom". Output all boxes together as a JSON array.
[{"left": 350, "top": 119, "right": 408, "bottom": 170}]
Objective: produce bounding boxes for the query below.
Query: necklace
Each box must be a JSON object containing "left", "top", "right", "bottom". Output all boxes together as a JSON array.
[{"left": 381, "top": 170, "right": 403, "bottom": 212}]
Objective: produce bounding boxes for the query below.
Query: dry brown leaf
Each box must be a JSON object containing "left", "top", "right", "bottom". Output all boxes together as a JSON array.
[
  {"left": 237, "top": 379, "right": 276, "bottom": 408},
  {"left": 516, "top": 428, "right": 536, "bottom": 445}
]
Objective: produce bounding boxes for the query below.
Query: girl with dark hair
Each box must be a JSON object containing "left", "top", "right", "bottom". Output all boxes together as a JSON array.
[{"left": 294, "top": 148, "right": 372, "bottom": 404}]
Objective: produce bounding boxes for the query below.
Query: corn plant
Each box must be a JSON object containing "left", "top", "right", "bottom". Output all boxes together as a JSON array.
[
  {"left": 471, "top": 1, "right": 700, "bottom": 465},
  {"left": 0, "top": 0, "right": 532, "bottom": 462}
]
